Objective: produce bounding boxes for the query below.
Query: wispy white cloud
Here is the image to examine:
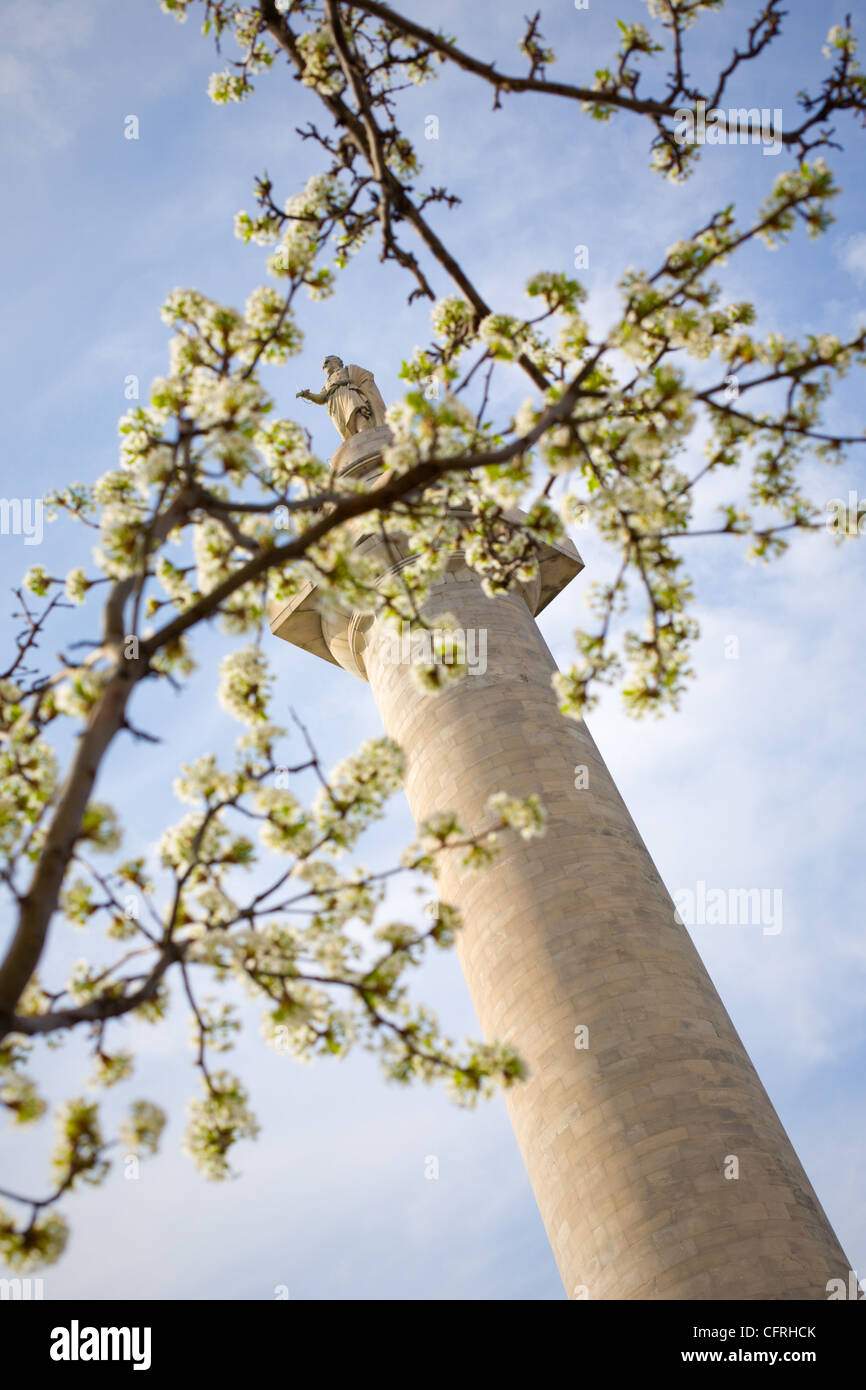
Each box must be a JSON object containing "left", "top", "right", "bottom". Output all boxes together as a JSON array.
[{"left": 839, "top": 231, "right": 866, "bottom": 284}]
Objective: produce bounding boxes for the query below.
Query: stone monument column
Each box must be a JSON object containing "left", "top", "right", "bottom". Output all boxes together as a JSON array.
[{"left": 271, "top": 425, "right": 851, "bottom": 1300}]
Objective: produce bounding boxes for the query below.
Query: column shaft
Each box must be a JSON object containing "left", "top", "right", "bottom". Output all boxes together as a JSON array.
[{"left": 360, "top": 565, "right": 849, "bottom": 1300}]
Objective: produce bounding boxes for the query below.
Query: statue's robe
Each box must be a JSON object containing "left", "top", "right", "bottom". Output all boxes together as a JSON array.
[{"left": 324, "top": 363, "right": 387, "bottom": 438}]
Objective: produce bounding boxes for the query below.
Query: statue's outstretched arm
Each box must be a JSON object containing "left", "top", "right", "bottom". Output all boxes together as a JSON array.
[{"left": 296, "top": 388, "right": 327, "bottom": 404}]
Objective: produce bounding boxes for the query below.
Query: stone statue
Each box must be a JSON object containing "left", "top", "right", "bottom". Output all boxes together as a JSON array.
[{"left": 296, "top": 356, "right": 387, "bottom": 441}]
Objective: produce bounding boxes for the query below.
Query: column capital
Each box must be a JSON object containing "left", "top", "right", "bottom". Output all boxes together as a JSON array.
[{"left": 269, "top": 429, "right": 583, "bottom": 679}]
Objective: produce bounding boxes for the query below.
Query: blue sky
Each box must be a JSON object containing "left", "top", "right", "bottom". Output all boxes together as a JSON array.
[{"left": 1, "top": 0, "right": 865, "bottom": 1299}]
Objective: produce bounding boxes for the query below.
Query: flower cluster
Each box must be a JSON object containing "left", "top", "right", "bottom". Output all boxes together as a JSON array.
[{"left": 183, "top": 1072, "right": 260, "bottom": 1180}]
